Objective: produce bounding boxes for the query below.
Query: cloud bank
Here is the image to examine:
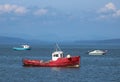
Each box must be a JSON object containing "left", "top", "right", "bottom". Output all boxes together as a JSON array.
[
  {"left": 34, "top": 8, "right": 48, "bottom": 16},
  {"left": 0, "top": 4, "right": 52, "bottom": 16},
  {"left": 98, "top": 2, "right": 120, "bottom": 19},
  {"left": 0, "top": 3, "right": 120, "bottom": 22},
  {"left": 0, "top": 4, "right": 28, "bottom": 14}
]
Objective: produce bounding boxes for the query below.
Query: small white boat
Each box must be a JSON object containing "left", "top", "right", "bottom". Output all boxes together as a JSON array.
[
  {"left": 13, "top": 45, "right": 31, "bottom": 50},
  {"left": 88, "top": 50, "right": 107, "bottom": 55}
]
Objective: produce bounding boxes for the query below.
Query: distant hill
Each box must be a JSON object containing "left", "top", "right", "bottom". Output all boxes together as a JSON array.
[
  {"left": 0, "top": 36, "right": 120, "bottom": 45},
  {"left": 99, "top": 39, "right": 120, "bottom": 43},
  {"left": 74, "top": 39, "right": 120, "bottom": 44},
  {"left": 0, "top": 36, "right": 29, "bottom": 44},
  {"left": 0, "top": 36, "right": 53, "bottom": 45}
]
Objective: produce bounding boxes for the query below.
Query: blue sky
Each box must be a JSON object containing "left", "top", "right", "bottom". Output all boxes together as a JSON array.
[{"left": 0, "top": 0, "right": 120, "bottom": 41}]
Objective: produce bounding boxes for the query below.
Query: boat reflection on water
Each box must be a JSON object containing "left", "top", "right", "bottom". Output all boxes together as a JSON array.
[{"left": 51, "top": 67, "right": 61, "bottom": 71}]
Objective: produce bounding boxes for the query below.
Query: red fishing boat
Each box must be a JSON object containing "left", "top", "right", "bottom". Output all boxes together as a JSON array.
[{"left": 23, "top": 45, "right": 80, "bottom": 67}]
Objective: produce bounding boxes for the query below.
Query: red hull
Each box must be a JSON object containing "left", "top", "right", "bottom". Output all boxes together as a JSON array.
[{"left": 23, "top": 56, "right": 80, "bottom": 67}]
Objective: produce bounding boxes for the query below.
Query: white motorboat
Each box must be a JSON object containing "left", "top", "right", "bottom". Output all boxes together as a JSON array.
[{"left": 88, "top": 50, "right": 107, "bottom": 55}]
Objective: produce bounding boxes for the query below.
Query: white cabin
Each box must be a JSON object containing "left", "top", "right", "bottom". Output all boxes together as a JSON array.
[
  {"left": 52, "top": 51, "right": 64, "bottom": 61},
  {"left": 22, "top": 45, "right": 30, "bottom": 48}
]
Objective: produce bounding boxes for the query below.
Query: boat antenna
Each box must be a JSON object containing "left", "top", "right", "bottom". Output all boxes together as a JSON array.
[{"left": 55, "top": 43, "right": 61, "bottom": 51}]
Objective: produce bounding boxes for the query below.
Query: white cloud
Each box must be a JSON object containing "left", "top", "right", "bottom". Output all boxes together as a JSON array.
[
  {"left": 113, "top": 10, "right": 120, "bottom": 17},
  {"left": 101, "top": 2, "right": 116, "bottom": 12},
  {"left": 98, "top": 2, "right": 120, "bottom": 19},
  {"left": 14, "top": 6, "right": 27, "bottom": 14},
  {"left": 98, "top": 2, "right": 116, "bottom": 13},
  {"left": 34, "top": 8, "right": 48, "bottom": 16},
  {"left": 0, "top": 4, "right": 27, "bottom": 14}
]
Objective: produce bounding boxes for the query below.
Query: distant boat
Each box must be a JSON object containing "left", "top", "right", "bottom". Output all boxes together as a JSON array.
[
  {"left": 22, "top": 44, "right": 80, "bottom": 67},
  {"left": 88, "top": 50, "right": 107, "bottom": 55},
  {"left": 13, "top": 45, "right": 31, "bottom": 50}
]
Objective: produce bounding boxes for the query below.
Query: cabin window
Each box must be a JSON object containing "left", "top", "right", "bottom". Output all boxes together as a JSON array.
[
  {"left": 60, "top": 54, "right": 63, "bottom": 57},
  {"left": 53, "top": 54, "right": 59, "bottom": 57}
]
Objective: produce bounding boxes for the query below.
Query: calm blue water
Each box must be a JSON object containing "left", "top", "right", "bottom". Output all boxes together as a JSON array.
[{"left": 0, "top": 44, "right": 120, "bottom": 82}]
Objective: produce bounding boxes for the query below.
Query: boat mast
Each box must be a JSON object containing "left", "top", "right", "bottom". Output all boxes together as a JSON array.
[{"left": 55, "top": 43, "right": 61, "bottom": 51}]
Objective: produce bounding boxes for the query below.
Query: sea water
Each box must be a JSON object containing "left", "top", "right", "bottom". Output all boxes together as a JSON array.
[{"left": 0, "top": 44, "right": 120, "bottom": 82}]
